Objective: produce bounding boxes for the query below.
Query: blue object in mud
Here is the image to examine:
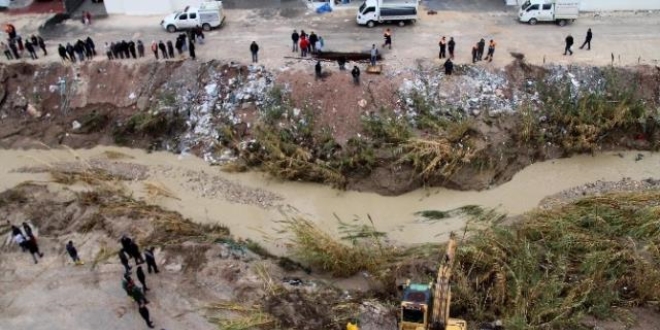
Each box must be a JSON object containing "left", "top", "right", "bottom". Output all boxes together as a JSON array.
[{"left": 316, "top": 3, "right": 332, "bottom": 14}]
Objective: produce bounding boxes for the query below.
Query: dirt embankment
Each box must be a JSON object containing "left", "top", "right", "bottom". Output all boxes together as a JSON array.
[{"left": 0, "top": 60, "right": 659, "bottom": 195}]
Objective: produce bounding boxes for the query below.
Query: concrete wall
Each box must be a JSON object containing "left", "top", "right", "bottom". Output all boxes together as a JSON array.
[
  {"left": 104, "top": 0, "right": 203, "bottom": 15},
  {"left": 506, "top": 0, "right": 660, "bottom": 11}
]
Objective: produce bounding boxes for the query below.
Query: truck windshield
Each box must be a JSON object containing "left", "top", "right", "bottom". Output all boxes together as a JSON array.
[
  {"left": 402, "top": 307, "right": 425, "bottom": 323},
  {"left": 521, "top": 0, "right": 531, "bottom": 10},
  {"left": 359, "top": 2, "right": 366, "bottom": 13}
]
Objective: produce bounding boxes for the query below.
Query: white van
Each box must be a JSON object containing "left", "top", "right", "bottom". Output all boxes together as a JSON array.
[
  {"left": 0, "top": 0, "right": 10, "bottom": 10},
  {"left": 161, "top": 1, "right": 226, "bottom": 33}
]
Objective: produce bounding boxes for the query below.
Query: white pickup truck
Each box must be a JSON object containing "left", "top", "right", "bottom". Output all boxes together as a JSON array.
[
  {"left": 356, "top": 0, "right": 419, "bottom": 28},
  {"left": 161, "top": 1, "right": 226, "bottom": 33},
  {"left": 519, "top": 0, "right": 580, "bottom": 26}
]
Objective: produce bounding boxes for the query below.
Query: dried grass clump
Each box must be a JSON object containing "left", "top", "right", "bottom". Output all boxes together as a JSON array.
[
  {"left": 143, "top": 181, "right": 180, "bottom": 200},
  {"left": 401, "top": 136, "right": 477, "bottom": 180},
  {"left": 453, "top": 191, "right": 660, "bottom": 329},
  {"left": 49, "top": 167, "right": 119, "bottom": 186},
  {"left": 278, "top": 215, "right": 394, "bottom": 277},
  {"left": 102, "top": 150, "right": 134, "bottom": 160}
]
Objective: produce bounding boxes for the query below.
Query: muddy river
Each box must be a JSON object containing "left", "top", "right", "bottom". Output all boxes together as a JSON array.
[{"left": 2, "top": 147, "right": 659, "bottom": 253}]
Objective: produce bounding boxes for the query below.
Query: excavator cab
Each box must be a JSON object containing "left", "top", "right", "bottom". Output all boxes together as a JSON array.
[{"left": 399, "top": 282, "right": 431, "bottom": 330}]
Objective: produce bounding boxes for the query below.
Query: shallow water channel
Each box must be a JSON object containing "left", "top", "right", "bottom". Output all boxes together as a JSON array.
[{"left": 2, "top": 147, "right": 659, "bottom": 253}]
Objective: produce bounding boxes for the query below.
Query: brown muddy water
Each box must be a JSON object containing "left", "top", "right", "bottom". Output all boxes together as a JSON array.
[{"left": 2, "top": 147, "right": 659, "bottom": 253}]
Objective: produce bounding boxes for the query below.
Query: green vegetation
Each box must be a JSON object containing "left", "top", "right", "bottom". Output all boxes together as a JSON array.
[
  {"left": 280, "top": 191, "right": 660, "bottom": 329},
  {"left": 518, "top": 69, "right": 656, "bottom": 153},
  {"left": 112, "top": 110, "right": 185, "bottom": 146}
]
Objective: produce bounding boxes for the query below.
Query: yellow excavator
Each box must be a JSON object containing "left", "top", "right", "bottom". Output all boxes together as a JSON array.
[{"left": 399, "top": 232, "right": 467, "bottom": 330}]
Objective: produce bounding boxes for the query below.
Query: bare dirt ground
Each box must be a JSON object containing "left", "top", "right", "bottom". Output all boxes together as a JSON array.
[{"left": 2, "top": 8, "right": 660, "bottom": 70}]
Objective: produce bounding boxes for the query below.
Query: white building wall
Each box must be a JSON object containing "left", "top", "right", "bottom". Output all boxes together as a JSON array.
[
  {"left": 104, "top": 0, "right": 204, "bottom": 15},
  {"left": 506, "top": 0, "right": 660, "bottom": 11}
]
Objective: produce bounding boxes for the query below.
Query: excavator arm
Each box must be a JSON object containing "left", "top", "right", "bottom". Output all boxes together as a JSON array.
[{"left": 430, "top": 232, "right": 466, "bottom": 330}]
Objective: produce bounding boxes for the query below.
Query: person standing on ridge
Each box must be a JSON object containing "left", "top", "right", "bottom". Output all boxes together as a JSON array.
[
  {"left": 250, "top": 41, "right": 259, "bottom": 63},
  {"left": 448, "top": 37, "right": 456, "bottom": 59},
  {"left": 291, "top": 29, "right": 299, "bottom": 52},
  {"left": 484, "top": 39, "right": 496, "bottom": 62},
  {"left": 438, "top": 36, "right": 447, "bottom": 59}
]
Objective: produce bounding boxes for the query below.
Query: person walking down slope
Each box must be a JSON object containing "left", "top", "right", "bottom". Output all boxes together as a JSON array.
[
  {"left": 564, "top": 34, "right": 574, "bottom": 55},
  {"left": 471, "top": 43, "right": 478, "bottom": 64},
  {"left": 291, "top": 29, "right": 299, "bottom": 52},
  {"left": 138, "top": 303, "right": 155, "bottom": 328},
  {"left": 66, "top": 240, "right": 84, "bottom": 265},
  {"left": 315, "top": 60, "right": 322, "bottom": 80},
  {"left": 250, "top": 41, "right": 259, "bottom": 63},
  {"left": 2, "top": 42, "right": 12, "bottom": 60},
  {"left": 580, "top": 28, "right": 592, "bottom": 50},
  {"left": 382, "top": 28, "right": 392, "bottom": 49},
  {"left": 137, "top": 265, "right": 149, "bottom": 291},
  {"left": 351, "top": 65, "right": 360, "bottom": 85},
  {"left": 151, "top": 41, "right": 158, "bottom": 59},
  {"left": 26, "top": 236, "right": 44, "bottom": 264},
  {"left": 484, "top": 39, "right": 496, "bottom": 62},
  {"left": 438, "top": 36, "right": 447, "bottom": 59},
  {"left": 144, "top": 247, "right": 159, "bottom": 274},
  {"left": 119, "top": 249, "right": 132, "bottom": 274},
  {"left": 448, "top": 37, "right": 455, "bottom": 59},
  {"left": 58, "top": 44, "right": 68, "bottom": 61}
]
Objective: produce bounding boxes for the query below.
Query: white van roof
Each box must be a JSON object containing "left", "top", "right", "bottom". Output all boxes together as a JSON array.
[{"left": 199, "top": 1, "right": 222, "bottom": 10}]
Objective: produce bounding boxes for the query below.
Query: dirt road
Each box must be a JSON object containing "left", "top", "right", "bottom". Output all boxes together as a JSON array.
[{"left": 3, "top": 8, "right": 660, "bottom": 70}]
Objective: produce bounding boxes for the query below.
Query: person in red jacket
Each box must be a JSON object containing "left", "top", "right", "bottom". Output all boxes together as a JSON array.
[{"left": 299, "top": 36, "right": 309, "bottom": 57}]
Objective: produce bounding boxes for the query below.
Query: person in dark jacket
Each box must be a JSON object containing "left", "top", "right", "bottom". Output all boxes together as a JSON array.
[
  {"left": 166, "top": 40, "right": 174, "bottom": 59},
  {"left": 137, "top": 40, "right": 145, "bottom": 57},
  {"left": 26, "top": 237, "right": 44, "bottom": 264},
  {"left": 22, "top": 222, "right": 34, "bottom": 239},
  {"left": 74, "top": 39, "right": 85, "bottom": 61},
  {"left": 129, "top": 241, "right": 144, "bottom": 264},
  {"left": 477, "top": 38, "right": 485, "bottom": 61},
  {"left": 119, "top": 249, "right": 132, "bottom": 273},
  {"left": 291, "top": 29, "right": 299, "bottom": 52},
  {"left": 30, "top": 34, "right": 37, "bottom": 47},
  {"left": 66, "top": 42, "right": 75, "bottom": 62},
  {"left": 444, "top": 58, "right": 453, "bottom": 75},
  {"left": 144, "top": 247, "right": 159, "bottom": 274},
  {"left": 158, "top": 40, "right": 168, "bottom": 59},
  {"left": 3, "top": 42, "right": 13, "bottom": 60},
  {"left": 25, "top": 41, "right": 38, "bottom": 60},
  {"left": 580, "top": 28, "right": 592, "bottom": 50},
  {"left": 66, "top": 240, "right": 83, "bottom": 265},
  {"left": 315, "top": 60, "right": 322, "bottom": 80},
  {"left": 128, "top": 40, "right": 137, "bottom": 59},
  {"left": 121, "top": 40, "right": 130, "bottom": 59},
  {"left": 57, "top": 44, "right": 68, "bottom": 61},
  {"left": 175, "top": 37, "right": 183, "bottom": 56},
  {"left": 250, "top": 41, "right": 259, "bottom": 63},
  {"left": 351, "top": 65, "right": 360, "bottom": 85},
  {"left": 308, "top": 31, "right": 318, "bottom": 53},
  {"left": 37, "top": 35, "right": 46, "bottom": 56},
  {"left": 188, "top": 39, "right": 196, "bottom": 60},
  {"left": 448, "top": 37, "right": 455, "bottom": 59},
  {"left": 9, "top": 40, "right": 20, "bottom": 60},
  {"left": 564, "top": 34, "right": 574, "bottom": 55},
  {"left": 136, "top": 265, "right": 149, "bottom": 291},
  {"left": 438, "top": 36, "right": 447, "bottom": 59},
  {"left": 138, "top": 303, "right": 155, "bottom": 328},
  {"left": 86, "top": 36, "right": 96, "bottom": 57},
  {"left": 471, "top": 43, "right": 478, "bottom": 63}
]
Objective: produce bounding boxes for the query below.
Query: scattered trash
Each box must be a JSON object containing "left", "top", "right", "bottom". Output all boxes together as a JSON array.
[{"left": 71, "top": 120, "right": 81, "bottom": 130}]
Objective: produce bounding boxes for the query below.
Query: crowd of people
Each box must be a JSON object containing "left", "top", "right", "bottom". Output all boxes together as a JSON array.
[
  {"left": 290, "top": 29, "right": 326, "bottom": 58},
  {"left": 3, "top": 24, "right": 48, "bottom": 61},
  {"left": 119, "top": 234, "right": 160, "bottom": 328},
  {"left": 7, "top": 221, "right": 161, "bottom": 329}
]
